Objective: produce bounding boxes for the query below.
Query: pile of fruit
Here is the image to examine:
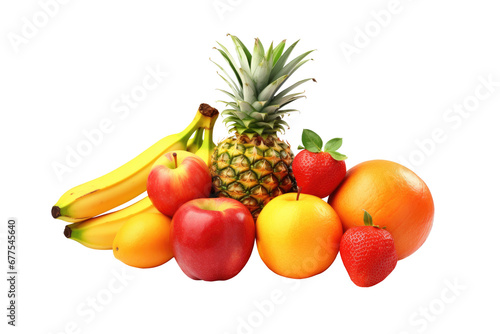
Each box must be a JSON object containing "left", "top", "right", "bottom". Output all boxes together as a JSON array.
[{"left": 52, "top": 36, "right": 434, "bottom": 287}]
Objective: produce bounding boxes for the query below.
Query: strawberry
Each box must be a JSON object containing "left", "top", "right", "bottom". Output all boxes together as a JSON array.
[
  {"left": 340, "top": 211, "right": 397, "bottom": 287},
  {"left": 292, "top": 129, "right": 347, "bottom": 198}
]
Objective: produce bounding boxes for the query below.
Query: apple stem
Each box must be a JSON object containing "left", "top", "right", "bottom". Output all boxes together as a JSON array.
[
  {"left": 173, "top": 152, "right": 178, "bottom": 168},
  {"left": 296, "top": 187, "right": 302, "bottom": 201}
]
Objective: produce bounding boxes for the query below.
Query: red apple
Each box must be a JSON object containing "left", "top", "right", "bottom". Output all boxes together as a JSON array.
[
  {"left": 147, "top": 150, "right": 212, "bottom": 217},
  {"left": 171, "top": 198, "right": 255, "bottom": 281}
]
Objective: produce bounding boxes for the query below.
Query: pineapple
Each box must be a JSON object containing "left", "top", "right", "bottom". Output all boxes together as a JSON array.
[{"left": 211, "top": 35, "right": 315, "bottom": 219}]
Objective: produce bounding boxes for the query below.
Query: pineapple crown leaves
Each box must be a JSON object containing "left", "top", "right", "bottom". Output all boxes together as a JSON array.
[
  {"left": 213, "top": 34, "right": 316, "bottom": 137},
  {"left": 297, "top": 129, "right": 347, "bottom": 161}
]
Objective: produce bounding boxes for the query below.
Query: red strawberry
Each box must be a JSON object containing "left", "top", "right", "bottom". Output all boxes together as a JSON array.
[
  {"left": 292, "top": 129, "right": 347, "bottom": 198},
  {"left": 340, "top": 211, "right": 397, "bottom": 287}
]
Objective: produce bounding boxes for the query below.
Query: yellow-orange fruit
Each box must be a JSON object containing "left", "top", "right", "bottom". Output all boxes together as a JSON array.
[
  {"left": 256, "top": 193, "right": 343, "bottom": 279},
  {"left": 113, "top": 213, "right": 173, "bottom": 268},
  {"left": 328, "top": 160, "right": 434, "bottom": 260}
]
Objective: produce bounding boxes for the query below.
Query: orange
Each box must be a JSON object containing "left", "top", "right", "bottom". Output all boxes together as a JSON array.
[
  {"left": 256, "top": 193, "right": 343, "bottom": 279},
  {"left": 328, "top": 160, "right": 434, "bottom": 260},
  {"left": 113, "top": 213, "right": 173, "bottom": 268}
]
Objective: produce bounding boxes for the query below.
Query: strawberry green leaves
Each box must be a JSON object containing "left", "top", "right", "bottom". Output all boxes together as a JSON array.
[
  {"left": 362, "top": 210, "right": 385, "bottom": 229},
  {"left": 363, "top": 210, "right": 374, "bottom": 226},
  {"left": 298, "top": 129, "right": 347, "bottom": 161},
  {"left": 325, "top": 138, "right": 347, "bottom": 161},
  {"left": 299, "top": 129, "right": 322, "bottom": 152}
]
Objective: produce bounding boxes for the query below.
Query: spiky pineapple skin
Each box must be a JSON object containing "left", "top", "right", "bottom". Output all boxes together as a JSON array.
[{"left": 210, "top": 134, "right": 296, "bottom": 219}]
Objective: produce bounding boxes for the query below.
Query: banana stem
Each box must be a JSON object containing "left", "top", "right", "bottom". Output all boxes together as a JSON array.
[
  {"left": 186, "top": 128, "right": 204, "bottom": 153},
  {"left": 194, "top": 114, "right": 218, "bottom": 166},
  {"left": 177, "top": 104, "right": 219, "bottom": 140},
  {"left": 201, "top": 126, "right": 215, "bottom": 152}
]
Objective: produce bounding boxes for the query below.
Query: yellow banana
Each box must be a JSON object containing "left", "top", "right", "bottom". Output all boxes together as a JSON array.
[
  {"left": 63, "top": 108, "right": 218, "bottom": 250},
  {"left": 186, "top": 127, "right": 204, "bottom": 153},
  {"left": 52, "top": 104, "right": 218, "bottom": 223},
  {"left": 194, "top": 114, "right": 217, "bottom": 166},
  {"left": 63, "top": 197, "right": 158, "bottom": 250}
]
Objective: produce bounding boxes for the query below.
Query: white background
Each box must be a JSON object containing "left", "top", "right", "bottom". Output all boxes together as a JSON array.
[{"left": 1, "top": 0, "right": 500, "bottom": 333}]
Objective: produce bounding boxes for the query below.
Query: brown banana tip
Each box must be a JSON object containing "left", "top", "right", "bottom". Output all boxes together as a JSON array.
[
  {"left": 51, "top": 206, "right": 61, "bottom": 219},
  {"left": 63, "top": 226, "right": 72, "bottom": 238},
  {"left": 199, "top": 103, "right": 219, "bottom": 117}
]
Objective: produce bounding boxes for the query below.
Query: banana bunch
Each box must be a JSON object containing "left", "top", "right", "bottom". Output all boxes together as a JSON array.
[{"left": 53, "top": 104, "right": 218, "bottom": 250}]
